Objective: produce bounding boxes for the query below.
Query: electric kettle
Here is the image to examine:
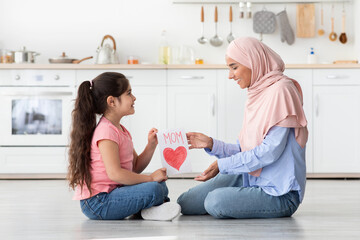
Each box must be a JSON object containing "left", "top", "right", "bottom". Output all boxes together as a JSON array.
[{"left": 95, "top": 35, "right": 118, "bottom": 64}]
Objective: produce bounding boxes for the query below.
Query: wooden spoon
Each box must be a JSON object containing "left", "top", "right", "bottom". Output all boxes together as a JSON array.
[
  {"left": 318, "top": 5, "right": 325, "bottom": 36},
  {"left": 329, "top": 6, "right": 337, "bottom": 41},
  {"left": 339, "top": 8, "right": 347, "bottom": 44}
]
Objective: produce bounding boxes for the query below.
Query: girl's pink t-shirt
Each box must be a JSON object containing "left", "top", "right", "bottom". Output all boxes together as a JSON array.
[{"left": 73, "top": 117, "right": 134, "bottom": 200}]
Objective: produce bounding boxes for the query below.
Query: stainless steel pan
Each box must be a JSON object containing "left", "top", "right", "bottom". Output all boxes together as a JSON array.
[{"left": 49, "top": 52, "right": 93, "bottom": 64}]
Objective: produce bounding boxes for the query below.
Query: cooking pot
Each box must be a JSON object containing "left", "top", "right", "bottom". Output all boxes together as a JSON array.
[
  {"left": 13, "top": 47, "right": 40, "bottom": 63},
  {"left": 95, "top": 35, "right": 118, "bottom": 64},
  {"left": 49, "top": 52, "right": 93, "bottom": 64}
]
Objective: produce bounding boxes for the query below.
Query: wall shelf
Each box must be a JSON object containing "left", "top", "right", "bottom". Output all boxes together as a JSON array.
[{"left": 173, "top": 0, "right": 351, "bottom": 4}]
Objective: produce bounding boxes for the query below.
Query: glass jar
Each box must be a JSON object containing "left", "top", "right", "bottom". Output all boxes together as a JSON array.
[
  {"left": 127, "top": 55, "right": 139, "bottom": 64},
  {"left": 0, "top": 49, "right": 13, "bottom": 63},
  {"left": 195, "top": 58, "right": 204, "bottom": 64}
]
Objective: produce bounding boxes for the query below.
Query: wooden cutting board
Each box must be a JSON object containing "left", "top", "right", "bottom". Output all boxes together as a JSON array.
[{"left": 296, "top": 4, "right": 315, "bottom": 38}]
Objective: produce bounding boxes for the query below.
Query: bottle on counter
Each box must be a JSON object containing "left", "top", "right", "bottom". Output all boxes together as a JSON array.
[
  {"left": 307, "top": 47, "right": 317, "bottom": 64},
  {"left": 159, "top": 30, "right": 171, "bottom": 64}
]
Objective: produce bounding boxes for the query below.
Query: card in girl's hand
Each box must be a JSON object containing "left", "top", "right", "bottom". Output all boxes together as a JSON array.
[{"left": 156, "top": 129, "right": 192, "bottom": 176}]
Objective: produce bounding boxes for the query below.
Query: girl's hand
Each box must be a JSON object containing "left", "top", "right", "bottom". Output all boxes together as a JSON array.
[
  {"left": 150, "top": 167, "right": 168, "bottom": 182},
  {"left": 186, "top": 132, "right": 213, "bottom": 150},
  {"left": 148, "top": 128, "right": 158, "bottom": 147},
  {"left": 194, "top": 160, "right": 219, "bottom": 182}
]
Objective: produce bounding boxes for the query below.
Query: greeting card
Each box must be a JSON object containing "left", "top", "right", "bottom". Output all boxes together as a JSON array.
[{"left": 157, "top": 129, "right": 192, "bottom": 176}]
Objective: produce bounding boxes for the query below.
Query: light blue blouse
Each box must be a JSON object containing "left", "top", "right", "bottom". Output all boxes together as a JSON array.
[{"left": 205, "top": 126, "right": 306, "bottom": 202}]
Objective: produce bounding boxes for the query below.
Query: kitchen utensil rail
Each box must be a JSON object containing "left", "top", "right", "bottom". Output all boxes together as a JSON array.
[{"left": 173, "top": 0, "right": 351, "bottom": 5}]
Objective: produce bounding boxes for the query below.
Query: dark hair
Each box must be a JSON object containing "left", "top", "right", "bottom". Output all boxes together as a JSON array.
[{"left": 67, "top": 72, "right": 129, "bottom": 195}]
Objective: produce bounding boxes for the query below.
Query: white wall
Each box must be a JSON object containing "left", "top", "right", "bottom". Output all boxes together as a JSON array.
[{"left": 0, "top": 0, "right": 357, "bottom": 64}]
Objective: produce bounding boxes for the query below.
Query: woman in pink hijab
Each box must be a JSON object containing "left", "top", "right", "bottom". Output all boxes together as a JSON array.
[{"left": 177, "top": 37, "right": 308, "bottom": 219}]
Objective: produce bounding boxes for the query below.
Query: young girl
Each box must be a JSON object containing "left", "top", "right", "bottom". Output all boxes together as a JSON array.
[{"left": 68, "top": 72, "right": 180, "bottom": 221}]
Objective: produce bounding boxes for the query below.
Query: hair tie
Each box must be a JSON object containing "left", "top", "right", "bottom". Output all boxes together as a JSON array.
[{"left": 89, "top": 80, "right": 93, "bottom": 90}]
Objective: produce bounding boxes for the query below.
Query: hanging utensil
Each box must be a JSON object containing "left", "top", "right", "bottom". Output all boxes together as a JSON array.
[
  {"left": 227, "top": 6, "right": 235, "bottom": 43},
  {"left": 210, "top": 6, "right": 223, "bottom": 47},
  {"left": 339, "top": 4, "right": 347, "bottom": 44},
  {"left": 318, "top": 3, "right": 325, "bottom": 36},
  {"left": 198, "top": 6, "right": 207, "bottom": 44},
  {"left": 329, "top": 5, "right": 337, "bottom": 41}
]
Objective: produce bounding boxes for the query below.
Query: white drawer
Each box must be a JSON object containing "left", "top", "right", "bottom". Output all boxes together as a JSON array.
[
  {"left": 76, "top": 70, "right": 166, "bottom": 86},
  {"left": 0, "top": 70, "right": 76, "bottom": 86},
  {"left": 167, "top": 70, "right": 216, "bottom": 86},
  {"left": 313, "top": 69, "right": 360, "bottom": 86},
  {"left": 0, "top": 147, "right": 68, "bottom": 173}
]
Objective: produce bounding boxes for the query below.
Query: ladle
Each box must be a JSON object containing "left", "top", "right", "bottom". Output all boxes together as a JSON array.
[
  {"left": 317, "top": 4, "right": 325, "bottom": 36},
  {"left": 198, "top": 6, "right": 207, "bottom": 44},
  {"left": 339, "top": 6, "right": 347, "bottom": 44},
  {"left": 210, "top": 6, "right": 223, "bottom": 47},
  {"left": 227, "top": 6, "right": 235, "bottom": 43}
]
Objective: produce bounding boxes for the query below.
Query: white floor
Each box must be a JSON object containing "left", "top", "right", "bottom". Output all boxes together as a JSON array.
[{"left": 0, "top": 179, "right": 359, "bottom": 240}]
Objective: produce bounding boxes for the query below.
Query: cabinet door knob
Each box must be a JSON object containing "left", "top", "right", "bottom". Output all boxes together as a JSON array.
[
  {"left": 54, "top": 75, "right": 60, "bottom": 80},
  {"left": 15, "top": 75, "right": 21, "bottom": 80}
]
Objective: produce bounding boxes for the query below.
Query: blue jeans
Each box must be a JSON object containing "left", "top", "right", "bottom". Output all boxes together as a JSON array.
[
  {"left": 177, "top": 174, "right": 300, "bottom": 219},
  {"left": 80, "top": 181, "right": 169, "bottom": 220}
]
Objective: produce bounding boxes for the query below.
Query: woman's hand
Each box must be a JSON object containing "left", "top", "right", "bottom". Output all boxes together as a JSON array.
[
  {"left": 150, "top": 167, "right": 168, "bottom": 182},
  {"left": 195, "top": 160, "right": 219, "bottom": 182},
  {"left": 186, "top": 132, "right": 213, "bottom": 150},
  {"left": 147, "top": 128, "right": 158, "bottom": 147}
]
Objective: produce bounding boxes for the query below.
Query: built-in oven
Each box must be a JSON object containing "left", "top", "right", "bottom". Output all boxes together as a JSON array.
[{"left": 0, "top": 70, "right": 75, "bottom": 176}]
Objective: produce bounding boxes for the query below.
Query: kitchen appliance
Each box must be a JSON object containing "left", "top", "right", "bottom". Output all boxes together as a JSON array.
[
  {"left": 13, "top": 47, "right": 40, "bottom": 63},
  {"left": 0, "top": 70, "right": 75, "bottom": 174},
  {"left": 49, "top": 52, "right": 93, "bottom": 64},
  {"left": 95, "top": 35, "right": 118, "bottom": 64}
]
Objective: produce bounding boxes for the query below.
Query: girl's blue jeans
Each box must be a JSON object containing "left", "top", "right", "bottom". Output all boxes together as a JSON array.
[
  {"left": 177, "top": 174, "right": 300, "bottom": 219},
  {"left": 80, "top": 181, "right": 169, "bottom": 220}
]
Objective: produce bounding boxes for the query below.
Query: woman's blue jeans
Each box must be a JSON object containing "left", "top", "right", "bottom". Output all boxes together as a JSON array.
[
  {"left": 177, "top": 174, "right": 300, "bottom": 219},
  {"left": 80, "top": 181, "right": 169, "bottom": 220}
]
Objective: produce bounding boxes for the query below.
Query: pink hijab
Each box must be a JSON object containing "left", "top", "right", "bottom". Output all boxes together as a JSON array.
[{"left": 226, "top": 37, "right": 308, "bottom": 177}]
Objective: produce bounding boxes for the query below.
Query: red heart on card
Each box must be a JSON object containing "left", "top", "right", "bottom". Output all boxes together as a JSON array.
[{"left": 163, "top": 146, "right": 187, "bottom": 171}]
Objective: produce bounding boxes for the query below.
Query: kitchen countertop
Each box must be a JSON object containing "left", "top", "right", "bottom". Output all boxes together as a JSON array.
[{"left": 1, "top": 64, "right": 360, "bottom": 69}]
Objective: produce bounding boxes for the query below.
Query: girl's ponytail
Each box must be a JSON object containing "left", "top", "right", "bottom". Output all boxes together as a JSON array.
[
  {"left": 67, "top": 72, "right": 129, "bottom": 196},
  {"left": 68, "top": 80, "right": 97, "bottom": 195}
]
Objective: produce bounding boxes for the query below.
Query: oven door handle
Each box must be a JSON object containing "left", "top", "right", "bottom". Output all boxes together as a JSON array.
[{"left": 0, "top": 91, "right": 74, "bottom": 96}]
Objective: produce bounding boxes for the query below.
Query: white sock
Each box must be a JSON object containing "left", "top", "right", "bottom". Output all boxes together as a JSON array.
[{"left": 141, "top": 202, "right": 181, "bottom": 221}]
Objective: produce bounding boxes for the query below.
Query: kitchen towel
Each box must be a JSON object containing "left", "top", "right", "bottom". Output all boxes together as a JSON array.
[{"left": 277, "top": 10, "right": 295, "bottom": 45}]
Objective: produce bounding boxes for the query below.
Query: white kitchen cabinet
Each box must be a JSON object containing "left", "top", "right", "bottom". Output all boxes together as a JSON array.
[
  {"left": 216, "top": 70, "right": 247, "bottom": 143},
  {"left": 217, "top": 69, "right": 313, "bottom": 173},
  {"left": 122, "top": 86, "right": 166, "bottom": 173},
  {"left": 77, "top": 70, "right": 167, "bottom": 173},
  {"left": 0, "top": 147, "right": 68, "bottom": 173},
  {"left": 167, "top": 70, "right": 218, "bottom": 172},
  {"left": 284, "top": 69, "right": 313, "bottom": 173},
  {"left": 313, "top": 70, "right": 360, "bottom": 173}
]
